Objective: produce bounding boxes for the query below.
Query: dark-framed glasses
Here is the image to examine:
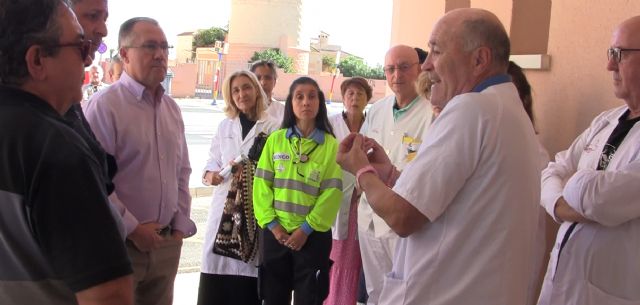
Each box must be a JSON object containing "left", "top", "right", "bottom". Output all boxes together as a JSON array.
[
  {"left": 126, "top": 43, "right": 174, "bottom": 54},
  {"left": 607, "top": 47, "right": 640, "bottom": 63},
  {"left": 49, "top": 40, "right": 93, "bottom": 61},
  {"left": 383, "top": 62, "right": 419, "bottom": 74}
]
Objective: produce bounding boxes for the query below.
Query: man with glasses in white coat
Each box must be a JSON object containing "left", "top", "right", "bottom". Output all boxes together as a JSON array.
[
  {"left": 357, "top": 44, "right": 433, "bottom": 305},
  {"left": 537, "top": 15, "right": 640, "bottom": 305}
]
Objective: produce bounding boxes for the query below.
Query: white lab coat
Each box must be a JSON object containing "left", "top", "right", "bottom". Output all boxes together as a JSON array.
[
  {"left": 328, "top": 113, "right": 363, "bottom": 240},
  {"left": 200, "top": 114, "right": 280, "bottom": 276},
  {"left": 384, "top": 83, "right": 540, "bottom": 305},
  {"left": 358, "top": 95, "right": 432, "bottom": 237},
  {"left": 357, "top": 95, "right": 432, "bottom": 304},
  {"left": 538, "top": 105, "right": 640, "bottom": 305},
  {"left": 266, "top": 98, "right": 285, "bottom": 123}
]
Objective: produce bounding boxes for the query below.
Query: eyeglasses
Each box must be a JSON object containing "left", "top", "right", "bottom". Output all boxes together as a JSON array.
[
  {"left": 48, "top": 40, "right": 93, "bottom": 61},
  {"left": 125, "top": 43, "right": 174, "bottom": 54},
  {"left": 383, "top": 62, "right": 419, "bottom": 74},
  {"left": 607, "top": 47, "right": 640, "bottom": 63}
]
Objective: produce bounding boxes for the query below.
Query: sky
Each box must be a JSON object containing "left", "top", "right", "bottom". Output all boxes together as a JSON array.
[{"left": 103, "top": 0, "right": 393, "bottom": 66}]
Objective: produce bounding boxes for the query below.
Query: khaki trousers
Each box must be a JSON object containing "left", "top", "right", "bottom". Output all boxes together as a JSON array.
[{"left": 126, "top": 238, "right": 183, "bottom": 305}]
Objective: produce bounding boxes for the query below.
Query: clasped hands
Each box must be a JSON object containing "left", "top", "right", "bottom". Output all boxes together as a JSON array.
[
  {"left": 271, "top": 224, "right": 307, "bottom": 251},
  {"left": 337, "top": 133, "right": 394, "bottom": 182}
]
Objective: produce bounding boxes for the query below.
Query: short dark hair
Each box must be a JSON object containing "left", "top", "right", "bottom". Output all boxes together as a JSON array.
[
  {"left": 0, "top": 0, "right": 69, "bottom": 86},
  {"left": 281, "top": 77, "right": 335, "bottom": 137},
  {"left": 414, "top": 47, "right": 428, "bottom": 64},
  {"left": 250, "top": 60, "right": 278, "bottom": 79},
  {"left": 461, "top": 17, "right": 510, "bottom": 68},
  {"left": 340, "top": 77, "right": 373, "bottom": 102},
  {"left": 118, "top": 17, "right": 159, "bottom": 49}
]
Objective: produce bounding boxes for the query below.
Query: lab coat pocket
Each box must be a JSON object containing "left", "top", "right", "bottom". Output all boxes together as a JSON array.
[
  {"left": 587, "top": 282, "right": 640, "bottom": 305},
  {"left": 378, "top": 273, "right": 408, "bottom": 305}
]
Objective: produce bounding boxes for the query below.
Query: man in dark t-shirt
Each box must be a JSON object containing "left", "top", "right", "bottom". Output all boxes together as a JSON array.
[{"left": 0, "top": 1, "right": 132, "bottom": 304}]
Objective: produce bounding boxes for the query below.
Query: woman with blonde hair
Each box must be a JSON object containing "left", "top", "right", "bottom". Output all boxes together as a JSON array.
[{"left": 197, "top": 70, "right": 280, "bottom": 305}]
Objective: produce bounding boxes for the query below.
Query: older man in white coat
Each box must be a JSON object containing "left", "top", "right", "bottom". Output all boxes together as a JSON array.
[
  {"left": 537, "top": 15, "right": 640, "bottom": 305},
  {"left": 336, "top": 8, "right": 540, "bottom": 305},
  {"left": 357, "top": 44, "right": 432, "bottom": 305}
]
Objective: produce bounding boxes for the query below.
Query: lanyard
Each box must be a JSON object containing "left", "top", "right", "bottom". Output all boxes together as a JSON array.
[{"left": 289, "top": 135, "right": 319, "bottom": 163}]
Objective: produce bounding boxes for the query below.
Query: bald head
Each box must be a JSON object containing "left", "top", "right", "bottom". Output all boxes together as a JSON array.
[
  {"left": 384, "top": 44, "right": 421, "bottom": 103},
  {"left": 424, "top": 8, "right": 511, "bottom": 109},
  {"left": 438, "top": 9, "right": 510, "bottom": 70},
  {"left": 607, "top": 15, "right": 640, "bottom": 106},
  {"left": 385, "top": 45, "right": 419, "bottom": 66},
  {"left": 614, "top": 15, "right": 640, "bottom": 44}
]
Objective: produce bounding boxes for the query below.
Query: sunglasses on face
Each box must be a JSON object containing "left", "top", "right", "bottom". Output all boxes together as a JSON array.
[{"left": 48, "top": 40, "right": 93, "bottom": 61}]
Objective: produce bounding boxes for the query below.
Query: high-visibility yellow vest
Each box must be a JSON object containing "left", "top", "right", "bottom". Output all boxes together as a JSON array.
[{"left": 253, "top": 129, "right": 343, "bottom": 233}]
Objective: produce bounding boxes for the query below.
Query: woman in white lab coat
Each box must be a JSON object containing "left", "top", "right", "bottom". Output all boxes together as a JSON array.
[
  {"left": 197, "top": 70, "right": 280, "bottom": 305},
  {"left": 325, "top": 77, "right": 371, "bottom": 305}
]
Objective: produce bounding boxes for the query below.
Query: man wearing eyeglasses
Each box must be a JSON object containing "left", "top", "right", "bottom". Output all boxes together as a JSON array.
[
  {"left": 537, "top": 15, "right": 640, "bottom": 305},
  {"left": 84, "top": 17, "right": 195, "bottom": 305},
  {"left": 357, "top": 44, "right": 433, "bottom": 305},
  {"left": 0, "top": 0, "right": 133, "bottom": 304}
]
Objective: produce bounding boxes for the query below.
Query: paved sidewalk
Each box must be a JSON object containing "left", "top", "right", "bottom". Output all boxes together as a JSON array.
[{"left": 173, "top": 194, "right": 211, "bottom": 305}]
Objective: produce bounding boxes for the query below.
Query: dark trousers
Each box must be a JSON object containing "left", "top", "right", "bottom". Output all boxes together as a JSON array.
[
  {"left": 197, "top": 273, "right": 260, "bottom": 305},
  {"left": 260, "top": 228, "right": 332, "bottom": 305}
]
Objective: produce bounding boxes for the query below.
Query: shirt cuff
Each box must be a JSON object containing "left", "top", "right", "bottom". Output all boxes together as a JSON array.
[
  {"left": 267, "top": 220, "right": 279, "bottom": 230},
  {"left": 541, "top": 192, "right": 564, "bottom": 224},
  {"left": 562, "top": 170, "right": 589, "bottom": 216},
  {"left": 301, "top": 222, "right": 314, "bottom": 235},
  {"left": 171, "top": 213, "right": 197, "bottom": 238}
]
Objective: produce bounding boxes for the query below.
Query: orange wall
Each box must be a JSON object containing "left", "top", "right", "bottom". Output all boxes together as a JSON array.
[
  {"left": 391, "top": 0, "right": 640, "bottom": 155},
  {"left": 170, "top": 63, "right": 197, "bottom": 98},
  {"left": 527, "top": 0, "right": 639, "bottom": 155}
]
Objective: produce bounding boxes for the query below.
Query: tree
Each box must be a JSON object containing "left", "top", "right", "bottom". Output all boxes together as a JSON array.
[
  {"left": 338, "top": 56, "right": 384, "bottom": 80},
  {"left": 250, "top": 48, "right": 295, "bottom": 73},
  {"left": 192, "top": 26, "right": 227, "bottom": 60},
  {"left": 322, "top": 55, "right": 336, "bottom": 72},
  {"left": 368, "top": 64, "right": 385, "bottom": 80}
]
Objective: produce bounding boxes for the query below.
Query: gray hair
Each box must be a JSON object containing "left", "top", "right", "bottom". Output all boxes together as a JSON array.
[
  {"left": 461, "top": 17, "right": 510, "bottom": 68},
  {"left": 118, "top": 17, "right": 159, "bottom": 49},
  {"left": 250, "top": 59, "right": 278, "bottom": 80},
  {"left": 0, "top": 0, "right": 70, "bottom": 86}
]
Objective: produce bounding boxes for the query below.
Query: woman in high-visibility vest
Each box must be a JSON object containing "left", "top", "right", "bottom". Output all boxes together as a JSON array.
[{"left": 253, "top": 77, "right": 343, "bottom": 305}]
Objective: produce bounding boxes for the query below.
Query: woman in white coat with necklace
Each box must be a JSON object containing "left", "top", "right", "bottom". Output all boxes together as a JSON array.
[
  {"left": 325, "top": 77, "right": 371, "bottom": 305},
  {"left": 197, "top": 70, "right": 280, "bottom": 305}
]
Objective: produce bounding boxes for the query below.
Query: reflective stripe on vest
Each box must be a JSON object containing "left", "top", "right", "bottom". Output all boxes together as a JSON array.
[
  {"left": 320, "top": 178, "right": 342, "bottom": 191},
  {"left": 255, "top": 168, "right": 274, "bottom": 181},
  {"left": 274, "top": 178, "right": 319, "bottom": 197},
  {"left": 274, "top": 200, "right": 312, "bottom": 215}
]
